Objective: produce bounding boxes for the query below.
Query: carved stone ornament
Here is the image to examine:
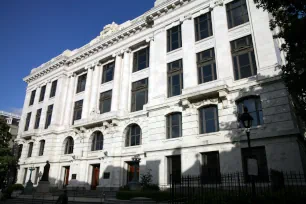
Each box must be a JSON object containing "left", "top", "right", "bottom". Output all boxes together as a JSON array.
[
  {"left": 182, "top": 98, "right": 219, "bottom": 110},
  {"left": 99, "top": 22, "right": 119, "bottom": 39},
  {"left": 209, "top": 0, "right": 224, "bottom": 10}
]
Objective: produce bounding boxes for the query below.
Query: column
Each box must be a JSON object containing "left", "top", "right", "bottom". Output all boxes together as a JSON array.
[
  {"left": 63, "top": 74, "right": 76, "bottom": 127},
  {"left": 119, "top": 49, "right": 131, "bottom": 115},
  {"left": 82, "top": 65, "right": 94, "bottom": 119},
  {"left": 51, "top": 74, "right": 67, "bottom": 127},
  {"left": 111, "top": 53, "right": 123, "bottom": 112},
  {"left": 213, "top": 5, "right": 234, "bottom": 81},
  {"left": 181, "top": 15, "right": 198, "bottom": 88},
  {"left": 89, "top": 62, "right": 101, "bottom": 115}
]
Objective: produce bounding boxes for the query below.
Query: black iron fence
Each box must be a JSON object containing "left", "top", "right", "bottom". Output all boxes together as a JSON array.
[{"left": 170, "top": 170, "right": 306, "bottom": 204}]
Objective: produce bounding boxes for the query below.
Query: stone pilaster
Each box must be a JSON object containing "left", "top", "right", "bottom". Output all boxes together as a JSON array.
[
  {"left": 181, "top": 14, "right": 198, "bottom": 88},
  {"left": 63, "top": 73, "right": 76, "bottom": 127},
  {"left": 119, "top": 49, "right": 132, "bottom": 115},
  {"left": 111, "top": 53, "right": 123, "bottom": 112},
  {"left": 82, "top": 65, "right": 94, "bottom": 119},
  {"left": 51, "top": 74, "right": 67, "bottom": 127},
  {"left": 89, "top": 62, "right": 101, "bottom": 116}
]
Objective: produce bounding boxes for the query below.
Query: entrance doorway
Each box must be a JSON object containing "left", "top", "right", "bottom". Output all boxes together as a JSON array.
[
  {"left": 91, "top": 164, "right": 100, "bottom": 190},
  {"left": 126, "top": 162, "right": 139, "bottom": 184},
  {"left": 63, "top": 166, "right": 70, "bottom": 188}
]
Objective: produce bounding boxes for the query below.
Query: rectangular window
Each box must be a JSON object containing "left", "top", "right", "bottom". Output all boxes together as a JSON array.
[
  {"left": 102, "top": 61, "right": 115, "bottom": 83},
  {"left": 23, "top": 168, "right": 28, "bottom": 184},
  {"left": 226, "top": 0, "right": 249, "bottom": 29},
  {"left": 39, "top": 85, "right": 46, "bottom": 102},
  {"left": 27, "top": 142, "right": 33, "bottom": 158},
  {"left": 167, "top": 113, "right": 182, "bottom": 139},
  {"left": 99, "top": 90, "right": 112, "bottom": 114},
  {"left": 168, "top": 155, "right": 181, "bottom": 184},
  {"left": 201, "top": 151, "right": 221, "bottom": 184},
  {"left": 167, "top": 25, "right": 182, "bottom": 52},
  {"left": 199, "top": 106, "right": 219, "bottom": 134},
  {"left": 29, "top": 90, "right": 36, "bottom": 106},
  {"left": 39, "top": 140, "right": 45, "bottom": 156},
  {"left": 24, "top": 112, "right": 31, "bottom": 131},
  {"left": 231, "top": 35, "right": 257, "bottom": 80},
  {"left": 131, "top": 78, "right": 148, "bottom": 112},
  {"left": 168, "top": 59, "right": 183, "bottom": 97},
  {"left": 34, "top": 167, "right": 40, "bottom": 184},
  {"left": 45, "top": 105, "right": 53, "bottom": 129},
  {"left": 76, "top": 73, "right": 87, "bottom": 93},
  {"left": 197, "top": 48, "right": 217, "bottom": 84},
  {"left": 241, "top": 146, "right": 269, "bottom": 182},
  {"left": 133, "top": 47, "right": 150, "bottom": 72},
  {"left": 50, "top": 80, "right": 57, "bottom": 98},
  {"left": 34, "top": 109, "right": 42, "bottom": 129},
  {"left": 194, "top": 12, "right": 213, "bottom": 41},
  {"left": 73, "top": 100, "right": 83, "bottom": 123}
]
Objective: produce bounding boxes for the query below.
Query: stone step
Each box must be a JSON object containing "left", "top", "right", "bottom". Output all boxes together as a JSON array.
[{"left": 4, "top": 198, "right": 102, "bottom": 204}]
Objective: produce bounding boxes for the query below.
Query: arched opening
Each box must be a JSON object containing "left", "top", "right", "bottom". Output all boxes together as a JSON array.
[
  {"left": 91, "top": 131, "right": 103, "bottom": 151},
  {"left": 125, "top": 124, "right": 141, "bottom": 147},
  {"left": 198, "top": 105, "right": 219, "bottom": 134},
  {"left": 38, "top": 140, "right": 45, "bottom": 156},
  {"left": 64, "top": 137, "right": 74, "bottom": 155},
  {"left": 166, "top": 112, "right": 182, "bottom": 139},
  {"left": 236, "top": 96, "right": 263, "bottom": 127}
]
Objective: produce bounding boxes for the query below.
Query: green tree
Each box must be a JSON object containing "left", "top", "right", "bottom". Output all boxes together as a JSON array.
[
  {"left": 253, "top": 0, "right": 306, "bottom": 125},
  {"left": 0, "top": 117, "right": 17, "bottom": 189}
]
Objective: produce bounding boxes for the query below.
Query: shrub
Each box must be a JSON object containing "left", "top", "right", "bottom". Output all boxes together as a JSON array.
[
  {"left": 142, "top": 184, "right": 160, "bottom": 191},
  {"left": 5, "top": 184, "right": 24, "bottom": 198},
  {"left": 116, "top": 191, "right": 171, "bottom": 202}
]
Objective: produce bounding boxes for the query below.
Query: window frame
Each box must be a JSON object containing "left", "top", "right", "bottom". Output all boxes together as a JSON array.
[
  {"left": 167, "top": 25, "right": 182, "bottom": 52},
  {"left": 76, "top": 73, "right": 87, "bottom": 93},
  {"left": 231, "top": 35, "right": 257, "bottom": 80},
  {"left": 34, "top": 108, "right": 42, "bottom": 129},
  {"left": 166, "top": 112, "right": 182, "bottom": 139},
  {"left": 38, "top": 140, "right": 45, "bottom": 156},
  {"left": 39, "top": 85, "right": 46, "bottom": 102},
  {"left": 29, "top": 90, "right": 36, "bottom": 106},
  {"left": 131, "top": 78, "right": 148, "bottom": 112},
  {"left": 168, "top": 59, "right": 184, "bottom": 97},
  {"left": 27, "top": 142, "right": 33, "bottom": 158},
  {"left": 91, "top": 131, "right": 104, "bottom": 151},
  {"left": 125, "top": 124, "right": 142, "bottom": 147},
  {"left": 226, "top": 0, "right": 249, "bottom": 29},
  {"left": 73, "top": 100, "right": 83, "bottom": 124},
  {"left": 64, "top": 137, "right": 74, "bottom": 154},
  {"left": 237, "top": 96, "right": 263, "bottom": 127},
  {"left": 133, "top": 47, "right": 150, "bottom": 72},
  {"left": 99, "top": 90, "right": 112, "bottom": 114},
  {"left": 194, "top": 12, "right": 213, "bottom": 41},
  {"left": 102, "top": 61, "right": 115, "bottom": 84},
  {"left": 168, "top": 155, "right": 181, "bottom": 184},
  {"left": 45, "top": 104, "right": 53, "bottom": 129},
  {"left": 49, "top": 80, "right": 57, "bottom": 98},
  {"left": 201, "top": 151, "right": 221, "bottom": 184},
  {"left": 199, "top": 105, "right": 219, "bottom": 134},
  {"left": 197, "top": 48, "right": 217, "bottom": 84},
  {"left": 24, "top": 112, "right": 31, "bottom": 131}
]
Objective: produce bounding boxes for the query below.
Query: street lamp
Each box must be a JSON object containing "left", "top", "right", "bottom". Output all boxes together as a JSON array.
[{"left": 239, "top": 107, "right": 256, "bottom": 198}]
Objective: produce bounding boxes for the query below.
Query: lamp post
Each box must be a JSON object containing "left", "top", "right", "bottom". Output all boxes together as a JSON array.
[
  {"left": 24, "top": 164, "right": 35, "bottom": 194},
  {"left": 240, "top": 107, "right": 256, "bottom": 198}
]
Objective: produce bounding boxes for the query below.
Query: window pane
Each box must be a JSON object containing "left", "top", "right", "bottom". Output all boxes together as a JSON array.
[
  {"left": 136, "top": 91, "right": 146, "bottom": 111},
  {"left": 172, "top": 126, "right": 180, "bottom": 138},
  {"left": 102, "top": 99, "right": 111, "bottom": 113}
]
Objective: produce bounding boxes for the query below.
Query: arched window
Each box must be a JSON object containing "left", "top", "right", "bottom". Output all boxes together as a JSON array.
[
  {"left": 237, "top": 96, "right": 263, "bottom": 127},
  {"left": 91, "top": 131, "right": 103, "bottom": 151},
  {"left": 18, "top": 144, "right": 23, "bottom": 159},
  {"left": 38, "top": 140, "right": 45, "bottom": 156},
  {"left": 199, "top": 105, "right": 219, "bottom": 134},
  {"left": 64, "top": 137, "right": 74, "bottom": 154},
  {"left": 27, "top": 142, "right": 33, "bottom": 158},
  {"left": 166, "top": 112, "right": 182, "bottom": 139},
  {"left": 126, "top": 124, "right": 141, "bottom": 147}
]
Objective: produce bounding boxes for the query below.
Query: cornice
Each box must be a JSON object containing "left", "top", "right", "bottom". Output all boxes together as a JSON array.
[{"left": 23, "top": 0, "right": 192, "bottom": 84}]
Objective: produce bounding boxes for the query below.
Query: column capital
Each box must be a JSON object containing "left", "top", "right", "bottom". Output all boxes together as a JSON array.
[
  {"left": 180, "top": 13, "right": 192, "bottom": 23},
  {"left": 122, "top": 48, "right": 132, "bottom": 54},
  {"left": 146, "top": 36, "right": 154, "bottom": 43}
]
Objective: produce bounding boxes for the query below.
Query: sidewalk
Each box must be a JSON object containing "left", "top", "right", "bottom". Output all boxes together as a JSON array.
[{"left": 17, "top": 195, "right": 104, "bottom": 203}]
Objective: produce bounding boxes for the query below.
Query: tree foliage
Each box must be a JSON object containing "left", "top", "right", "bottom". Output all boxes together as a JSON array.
[
  {"left": 0, "top": 117, "right": 17, "bottom": 189},
  {"left": 253, "top": 0, "right": 306, "bottom": 125}
]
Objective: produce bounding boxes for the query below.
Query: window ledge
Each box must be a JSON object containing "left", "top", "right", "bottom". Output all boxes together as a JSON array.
[
  {"left": 195, "top": 36, "right": 214, "bottom": 45},
  {"left": 124, "top": 145, "right": 142, "bottom": 150},
  {"left": 132, "top": 67, "right": 150, "bottom": 74},
  {"left": 167, "top": 47, "right": 183, "bottom": 56},
  {"left": 75, "top": 90, "right": 85, "bottom": 95},
  {"left": 228, "top": 22, "right": 250, "bottom": 33},
  {"left": 101, "top": 80, "right": 113, "bottom": 86},
  {"left": 162, "top": 137, "right": 183, "bottom": 143},
  {"left": 49, "top": 96, "right": 55, "bottom": 100},
  {"left": 196, "top": 131, "right": 221, "bottom": 138}
]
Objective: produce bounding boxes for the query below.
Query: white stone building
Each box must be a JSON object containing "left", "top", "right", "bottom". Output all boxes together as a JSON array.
[{"left": 16, "top": 0, "right": 305, "bottom": 190}]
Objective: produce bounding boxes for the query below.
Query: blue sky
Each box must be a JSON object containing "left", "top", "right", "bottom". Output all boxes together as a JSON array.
[{"left": 0, "top": 0, "right": 153, "bottom": 115}]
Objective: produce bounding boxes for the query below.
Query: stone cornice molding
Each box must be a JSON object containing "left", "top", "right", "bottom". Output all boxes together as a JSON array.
[{"left": 23, "top": 0, "right": 192, "bottom": 84}]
